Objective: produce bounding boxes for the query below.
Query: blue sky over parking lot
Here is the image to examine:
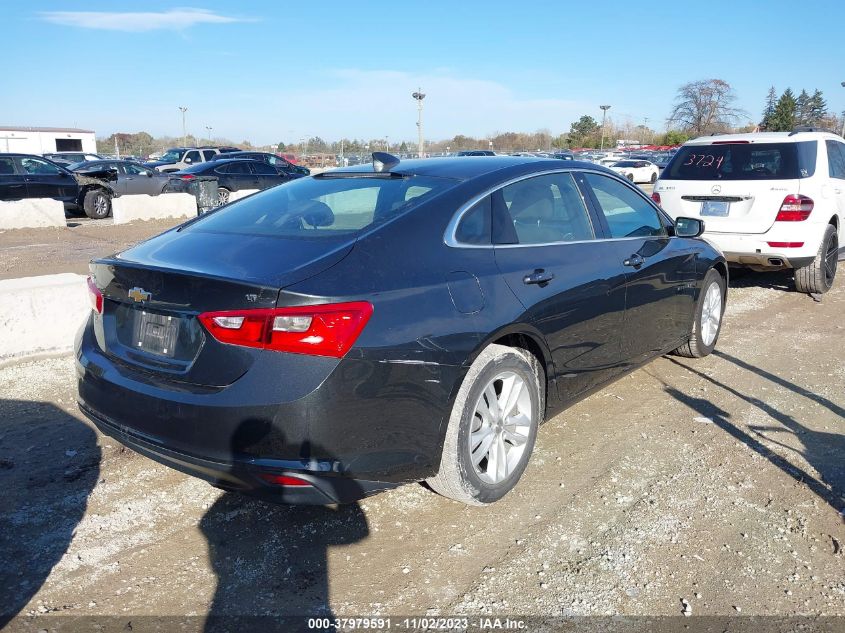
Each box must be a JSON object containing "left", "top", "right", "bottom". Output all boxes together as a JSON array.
[{"left": 2, "top": 1, "right": 842, "bottom": 144}]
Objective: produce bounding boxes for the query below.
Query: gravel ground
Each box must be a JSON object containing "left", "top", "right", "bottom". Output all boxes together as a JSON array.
[{"left": 0, "top": 268, "right": 843, "bottom": 630}]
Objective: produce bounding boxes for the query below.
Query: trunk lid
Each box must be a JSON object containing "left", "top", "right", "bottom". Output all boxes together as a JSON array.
[{"left": 90, "top": 229, "right": 355, "bottom": 386}]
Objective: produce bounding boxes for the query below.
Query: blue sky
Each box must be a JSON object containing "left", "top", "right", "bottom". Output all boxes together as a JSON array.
[{"left": 2, "top": 1, "right": 843, "bottom": 145}]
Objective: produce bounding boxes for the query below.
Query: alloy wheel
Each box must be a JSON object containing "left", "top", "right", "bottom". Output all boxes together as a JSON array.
[
  {"left": 700, "top": 281, "right": 722, "bottom": 347},
  {"left": 468, "top": 371, "right": 533, "bottom": 484}
]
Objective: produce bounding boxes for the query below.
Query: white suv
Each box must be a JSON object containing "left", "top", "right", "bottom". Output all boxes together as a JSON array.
[{"left": 653, "top": 130, "right": 843, "bottom": 294}]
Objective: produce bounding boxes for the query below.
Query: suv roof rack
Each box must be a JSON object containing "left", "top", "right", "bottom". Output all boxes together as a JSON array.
[{"left": 789, "top": 126, "right": 837, "bottom": 136}]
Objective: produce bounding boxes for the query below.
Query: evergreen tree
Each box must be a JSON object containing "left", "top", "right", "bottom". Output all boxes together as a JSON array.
[
  {"left": 795, "top": 89, "right": 810, "bottom": 126},
  {"left": 769, "top": 88, "right": 797, "bottom": 131},
  {"left": 761, "top": 86, "right": 777, "bottom": 128},
  {"left": 807, "top": 89, "right": 828, "bottom": 126}
]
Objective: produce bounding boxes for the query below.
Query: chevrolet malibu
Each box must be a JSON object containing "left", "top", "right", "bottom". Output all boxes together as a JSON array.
[{"left": 76, "top": 154, "right": 727, "bottom": 505}]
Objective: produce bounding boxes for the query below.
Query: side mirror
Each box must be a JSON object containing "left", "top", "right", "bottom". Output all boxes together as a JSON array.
[
  {"left": 674, "top": 216, "right": 705, "bottom": 238},
  {"left": 184, "top": 158, "right": 192, "bottom": 164}
]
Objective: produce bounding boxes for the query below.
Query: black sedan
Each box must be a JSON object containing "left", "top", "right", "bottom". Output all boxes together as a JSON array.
[
  {"left": 210, "top": 150, "right": 310, "bottom": 177},
  {"left": 168, "top": 158, "right": 293, "bottom": 204},
  {"left": 77, "top": 154, "right": 727, "bottom": 505}
]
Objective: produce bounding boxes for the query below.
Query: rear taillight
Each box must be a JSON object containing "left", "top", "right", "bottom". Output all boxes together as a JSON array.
[
  {"left": 198, "top": 302, "right": 373, "bottom": 358},
  {"left": 180, "top": 174, "right": 195, "bottom": 181},
  {"left": 776, "top": 195, "right": 813, "bottom": 221},
  {"left": 651, "top": 192, "right": 661, "bottom": 205},
  {"left": 259, "top": 473, "right": 312, "bottom": 487},
  {"left": 767, "top": 242, "right": 804, "bottom": 248},
  {"left": 86, "top": 277, "right": 103, "bottom": 314}
]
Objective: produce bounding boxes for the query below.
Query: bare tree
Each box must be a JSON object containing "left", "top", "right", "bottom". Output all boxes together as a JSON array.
[{"left": 667, "top": 79, "right": 746, "bottom": 135}]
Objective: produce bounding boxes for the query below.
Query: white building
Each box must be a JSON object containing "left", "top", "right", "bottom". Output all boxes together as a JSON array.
[{"left": 0, "top": 126, "right": 97, "bottom": 155}]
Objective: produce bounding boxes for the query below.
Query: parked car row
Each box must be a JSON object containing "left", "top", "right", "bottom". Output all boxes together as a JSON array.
[{"left": 166, "top": 158, "right": 298, "bottom": 204}]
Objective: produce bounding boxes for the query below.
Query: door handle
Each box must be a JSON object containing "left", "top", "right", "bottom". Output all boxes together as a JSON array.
[
  {"left": 623, "top": 254, "right": 644, "bottom": 268},
  {"left": 523, "top": 269, "right": 555, "bottom": 285}
]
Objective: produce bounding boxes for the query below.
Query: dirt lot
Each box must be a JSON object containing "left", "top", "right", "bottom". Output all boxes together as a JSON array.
[
  {"left": 1, "top": 257, "right": 843, "bottom": 629},
  {"left": 1, "top": 188, "right": 843, "bottom": 630}
]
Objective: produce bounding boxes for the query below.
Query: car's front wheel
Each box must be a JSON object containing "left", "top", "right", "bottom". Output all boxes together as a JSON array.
[
  {"left": 83, "top": 189, "right": 111, "bottom": 219},
  {"left": 673, "top": 268, "right": 726, "bottom": 358},
  {"left": 650, "top": 172, "right": 657, "bottom": 183},
  {"left": 427, "top": 344, "right": 543, "bottom": 505},
  {"left": 794, "top": 224, "right": 838, "bottom": 294}
]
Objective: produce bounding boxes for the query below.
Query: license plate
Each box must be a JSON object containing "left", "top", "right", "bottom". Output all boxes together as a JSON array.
[
  {"left": 701, "top": 201, "right": 730, "bottom": 217},
  {"left": 134, "top": 310, "right": 179, "bottom": 357}
]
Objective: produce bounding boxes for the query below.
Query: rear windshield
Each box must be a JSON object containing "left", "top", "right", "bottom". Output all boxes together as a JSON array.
[
  {"left": 186, "top": 174, "right": 456, "bottom": 238},
  {"left": 663, "top": 141, "right": 817, "bottom": 180}
]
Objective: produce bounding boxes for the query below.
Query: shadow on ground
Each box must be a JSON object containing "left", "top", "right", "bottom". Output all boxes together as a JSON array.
[
  {"left": 0, "top": 400, "right": 101, "bottom": 626},
  {"left": 665, "top": 355, "right": 845, "bottom": 520}
]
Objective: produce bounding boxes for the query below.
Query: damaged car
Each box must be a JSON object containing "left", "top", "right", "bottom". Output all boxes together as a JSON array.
[{"left": 0, "top": 153, "right": 116, "bottom": 219}]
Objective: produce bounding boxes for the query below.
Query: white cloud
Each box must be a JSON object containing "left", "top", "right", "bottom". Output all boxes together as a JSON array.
[{"left": 39, "top": 8, "right": 251, "bottom": 32}]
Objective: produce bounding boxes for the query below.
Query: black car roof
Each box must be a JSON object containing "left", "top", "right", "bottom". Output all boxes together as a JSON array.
[
  {"left": 327, "top": 156, "right": 604, "bottom": 180},
  {"left": 178, "top": 158, "right": 265, "bottom": 173}
]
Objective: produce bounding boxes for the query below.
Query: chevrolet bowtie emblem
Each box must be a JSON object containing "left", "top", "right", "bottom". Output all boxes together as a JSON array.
[{"left": 128, "top": 287, "right": 151, "bottom": 302}]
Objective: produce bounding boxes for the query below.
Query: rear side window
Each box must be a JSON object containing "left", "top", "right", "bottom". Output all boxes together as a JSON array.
[
  {"left": 0, "top": 157, "right": 15, "bottom": 175},
  {"left": 455, "top": 196, "right": 491, "bottom": 245},
  {"left": 495, "top": 172, "right": 595, "bottom": 245},
  {"left": 663, "top": 141, "right": 817, "bottom": 180},
  {"left": 826, "top": 141, "right": 845, "bottom": 179},
  {"left": 188, "top": 174, "right": 455, "bottom": 238},
  {"left": 584, "top": 173, "right": 665, "bottom": 238}
]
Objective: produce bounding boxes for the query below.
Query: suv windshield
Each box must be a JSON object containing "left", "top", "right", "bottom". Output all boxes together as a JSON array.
[
  {"left": 663, "top": 141, "right": 817, "bottom": 180},
  {"left": 186, "top": 174, "right": 457, "bottom": 239}
]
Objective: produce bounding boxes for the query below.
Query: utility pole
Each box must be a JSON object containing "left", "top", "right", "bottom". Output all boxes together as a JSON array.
[
  {"left": 205, "top": 125, "right": 212, "bottom": 145},
  {"left": 599, "top": 105, "right": 611, "bottom": 151},
  {"left": 840, "top": 82, "right": 845, "bottom": 138},
  {"left": 178, "top": 106, "right": 188, "bottom": 147},
  {"left": 412, "top": 88, "right": 426, "bottom": 158}
]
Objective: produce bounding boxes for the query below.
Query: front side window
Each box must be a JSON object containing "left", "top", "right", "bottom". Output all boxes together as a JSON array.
[
  {"left": 0, "top": 157, "right": 16, "bottom": 175},
  {"left": 495, "top": 172, "right": 594, "bottom": 245},
  {"left": 20, "top": 157, "right": 61, "bottom": 175},
  {"left": 249, "top": 162, "right": 276, "bottom": 175},
  {"left": 184, "top": 150, "right": 201, "bottom": 163},
  {"left": 584, "top": 173, "right": 665, "bottom": 239}
]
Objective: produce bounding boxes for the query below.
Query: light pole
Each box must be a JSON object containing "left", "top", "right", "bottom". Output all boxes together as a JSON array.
[
  {"left": 412, "top": 88, "right": 426, "bottom": 158},
  {"left": 840, "top": 82, "right": 845, "bottom": 138},
  {"left": 599, "top": 105, "right": 611, "bottom": 151},
  {"left": 205, "top": 126, "right": 212, "bottom": 145},
  {"left": 384, "top": 136, "right": 389, "bottom": 152},
  {"left": 178, "top": 106, "right": 188, "bottom": 147}
]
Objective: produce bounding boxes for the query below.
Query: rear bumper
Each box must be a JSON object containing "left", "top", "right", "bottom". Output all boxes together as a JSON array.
[
  {"left": 703, "top": 230, "right": 820, "bottom": 269},
  {"left": 75, "top": 317, "right": 461, "bottom": 497},
  {"left": 81, "top": 403, "right": 396, "bottom": 504}
]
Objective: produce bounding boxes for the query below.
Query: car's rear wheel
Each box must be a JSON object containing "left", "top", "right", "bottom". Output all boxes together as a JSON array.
[
  {"left": 217, "top": 187, "right": 231, "bottom": 205},
  {"left": 673, "top": 268, "right": 726, "bottom": 358},
  {"left": 794, "top": 224, "right": 838, "bottom": 294},
  {"left": 627, "top": 173, "right": 635, "bottom": 182},
  {"left": 427, "top": 344, "right": 542, "bottom": 505},
  {"left": 83, "top": 189, "right": 111, "bottom": 219},
  {"left": 650, "top": 172, "right": 657, "bottom": 183}
]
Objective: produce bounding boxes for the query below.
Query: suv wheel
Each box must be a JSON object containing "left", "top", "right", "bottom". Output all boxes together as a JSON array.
[
  {"left": 673, "top": 268, "right": 726, "bottom": 358},
  {"left": 83, "top": 189, "right": 111, "bottom": 219},
  {"left": 794, "top": 224, "right": 838, "bottom": 294},
  {"left": 427, "top": 344, "right": 543, "bottom": 505}
]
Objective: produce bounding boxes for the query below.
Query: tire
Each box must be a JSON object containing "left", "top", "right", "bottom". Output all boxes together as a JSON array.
[
  {"left": 650, "top": 172, "right": 657, "bottom": 183},
  {"left": 627, "top": 173, "right": 635, "bottom": 182},
  {"left": 794, "top": 224, "right": 838, "bottom": 294},
  {"left": 673, "top": 268, "right": 726, "bottom": 358},
  {"left": 217, "top": 187, "right": 231, "bottom": 205},
  {"left": 427, "top": 344, "right": 543, "bottom": 505},
  {"left": 82, "top": 189, "right": 111, "bottom": 219}
]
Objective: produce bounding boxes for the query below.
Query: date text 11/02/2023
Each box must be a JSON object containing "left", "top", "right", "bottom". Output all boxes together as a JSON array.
[{"left": 306, "top": 616, "right": 528, "bottom": 630}]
